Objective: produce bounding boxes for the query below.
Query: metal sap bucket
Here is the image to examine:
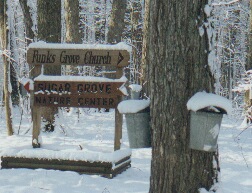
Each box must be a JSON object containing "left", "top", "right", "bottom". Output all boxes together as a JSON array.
[
  {"left": 130, "top": 90, "right": 141, "bottom": 99},
  {"left": 189, "top": 111, "right": 223, "bottom": 152},
  {"left": 129, "top": 84, "right": 142, "bottom": 99},
  {"left": 125, "top": 112, "right": 151, "bottom": 148}
]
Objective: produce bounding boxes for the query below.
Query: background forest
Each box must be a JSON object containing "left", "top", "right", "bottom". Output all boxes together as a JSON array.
[
  {"left": 0, "top": 0, "right": 250, "bottom": 111},
  {"left": 0, "top": 0, "right": 252, "bottom": 193}
]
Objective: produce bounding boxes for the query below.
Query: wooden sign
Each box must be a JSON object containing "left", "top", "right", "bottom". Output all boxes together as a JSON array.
[
  {"left": 34, "top": 81, "right": 125, "bottom": 108},
  {"left": 27, "top": 48, "right": 130, "bottom": 68}
]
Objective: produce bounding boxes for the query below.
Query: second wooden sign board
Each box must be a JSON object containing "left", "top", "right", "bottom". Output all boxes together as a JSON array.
[{"left": 34, "top": 80, "right": 125, "bottom": 108}]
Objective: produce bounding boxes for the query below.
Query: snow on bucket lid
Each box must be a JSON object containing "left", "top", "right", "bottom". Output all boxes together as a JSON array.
[
  {"left": 186, "top": 91, "right": 232, "bottom": 115},
  {"left": 118, "top": 100, "right": 150, "bottom": 114},
  {"left": 128, "top": 84, "right": 142, "bottom": 92}
]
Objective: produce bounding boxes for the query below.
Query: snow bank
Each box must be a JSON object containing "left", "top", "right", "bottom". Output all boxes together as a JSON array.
[
  {"left": 187, "top": 91, "right": 232, "bottom": 115},
  {"left": 28, "top": 41, "right": 132, "bottom": 52},
  {"left": 118, "top": 100, "right": 150, "bottom": 114}
]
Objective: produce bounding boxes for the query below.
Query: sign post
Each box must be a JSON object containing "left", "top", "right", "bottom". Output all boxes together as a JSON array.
[{"left": 27, "top": 43, "right": 130, "bottom": 150}]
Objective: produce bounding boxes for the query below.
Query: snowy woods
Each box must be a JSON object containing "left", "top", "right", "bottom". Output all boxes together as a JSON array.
[
  {"left": 0, "top": 0, "right": 250, "bottom": 114},
  {"left": 0, "top": 0, "right": 252, "bottom": 193}
]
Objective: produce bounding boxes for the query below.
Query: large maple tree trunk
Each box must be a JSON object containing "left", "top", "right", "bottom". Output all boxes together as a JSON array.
[{"left": 147, "top": 1, "right": 217, "bottom": 192}]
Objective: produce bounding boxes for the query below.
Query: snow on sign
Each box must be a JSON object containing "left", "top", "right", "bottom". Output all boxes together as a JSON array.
[
  {"left": 34, "top": 80, "right": 125, "bottom": 108},
  {"left": 27, "top": 43, "right": 130, "bottom": 67}
]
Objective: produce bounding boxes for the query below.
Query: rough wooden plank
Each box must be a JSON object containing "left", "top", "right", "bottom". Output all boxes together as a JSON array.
[
  {"left": 1, "top": 155, "right": 131, "bottom": 178},
  {"left": 27, "top": 48, "right": 130, "bottom": 68},
  {"left": 2, "top": 156, "right": 112, "bottom": 168},
  {"left": 4, "top": 162, "right": 109, "bottom": 173},
  {"left": 114, "top": 155, "right": 131, "bottom": 166},
  {"left": 112, "top": 161, "right": 131, "bottom": 177}
]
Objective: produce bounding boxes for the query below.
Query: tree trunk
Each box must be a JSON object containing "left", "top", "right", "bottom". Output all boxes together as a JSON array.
[
  {"left": 37, "top": 0, "right": 61, "bottom": 75},
  {"left": 64, "top": 0, "right": 82, "bottom": 44},
  {"left": 131, "top": 0, "right": 143, "bottom": 85},
  {"left": 248, "top": 0, "right": 252, "bottom": 70},
  {"left": 107, "top": 0, "right": 127, "bottom": 44},
  {"left": 0, "top": 0, "right": 14, "bottom": 136},
  {"left": 147, "top": 1, "right": 216, "bottom": 193},
  {"left": 64, "top": 0, "right": 82, "bottom": 75},
  {"left": 106, "top": 0, "right": 127, "bottom": 79},
  {"left": 37, "top": 0, "right": 61, "bottom": 131},
  {"left": 19, "top": 0, "right": 35, "bottom": 44},
  {"left": 141, "top": 0, "right": 150, "bottom": 97}
]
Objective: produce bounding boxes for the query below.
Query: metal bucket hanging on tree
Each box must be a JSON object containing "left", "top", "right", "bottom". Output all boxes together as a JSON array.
[{"left": 187, "top": 92, "right": 232, "bottom": 152}]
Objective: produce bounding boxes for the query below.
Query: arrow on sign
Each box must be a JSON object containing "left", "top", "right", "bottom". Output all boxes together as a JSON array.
[{"left": 117, "top": 52, "right": 124, "bottom": 66}]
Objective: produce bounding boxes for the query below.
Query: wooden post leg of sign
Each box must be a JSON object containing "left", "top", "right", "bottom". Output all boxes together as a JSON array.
[
  {"left": 30, "top": 64, "right": 42, "bottom": 148},
  {"left": 114, "top": 100, "right": 123, "bottom": 151},
  {"left": 32, "top": 106, "right": 41, "bottom": 148},
  {"left": 114, "top": 68, "right": 123, "bottom": 151}
]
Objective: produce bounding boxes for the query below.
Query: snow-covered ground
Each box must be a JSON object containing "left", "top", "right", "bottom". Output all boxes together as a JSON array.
[{"left": 0, "top": 106, "right": 251, "bottom": 193}]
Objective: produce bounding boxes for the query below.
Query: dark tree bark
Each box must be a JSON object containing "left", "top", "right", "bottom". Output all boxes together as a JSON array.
[
  {"left": 131, "top": 0, "right": 143, "bottom": 85},
  {"left": 37, "top": 0, "right": 61, "bottom": 75},
  {"left": 106, "top": 0, "right": 127, "bottom": 79},
  {"left": 19, "top": 0, "right": 35, "bottom": 44},
  {"left": 0, "top": 0, "right": 14, "bottom": 135},
  {"left": 147, "top": 1, "right": 216, "bottom": 193},
  {"left": 141, "top": 0, "right": 150, "bottom": 97},
  {"left": 64, "top": 0, "right": 82, "bottom": 44},
  {"left": 37, "top": 0, "right": 61, "bottom": 131},
  {"left": 64, "top": 0, "right": 82, "bottom": 75},
  {"left": 248, "top": 0, "right": 252, "bottom": 70},
  {"left": 107, "top": 0, "right": 127, "bottom": 44}
]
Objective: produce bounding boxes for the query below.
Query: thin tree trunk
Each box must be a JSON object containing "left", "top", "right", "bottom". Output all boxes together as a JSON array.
[
  {"left": 19, "top": 0, "right": 35, "bottom": 44},
  {"left": 64, "top": 0, "right": 82, "bottom": 43},
  {"left": 141, "top": 0, "right": 150, "bottom": 97},
  {"left": 248, "top": 0, "right": 252, "bottom": 70},
  {"left": 105, "top": 0, "right": 127, "bottom": 79},
  {"left": 37, "top": 0, "right": 61, "bottom": 131},
  {"left": 37, "top": 0, "right": 61, "bottom": 75},
  {"left": 131, "top": 0, "right": 143, "bottom": 85},
  {"left": 147, "top": 1, "right": 216, "bottom": 192},
  {"left": 0, "top": 0, "right": 14, "bottom": 136},
  {"left": 107, "top": 0, "right": 127, "bottom": 44},
  {"left": 64, "top": 0, "right": 82, "bottom": 75}
]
